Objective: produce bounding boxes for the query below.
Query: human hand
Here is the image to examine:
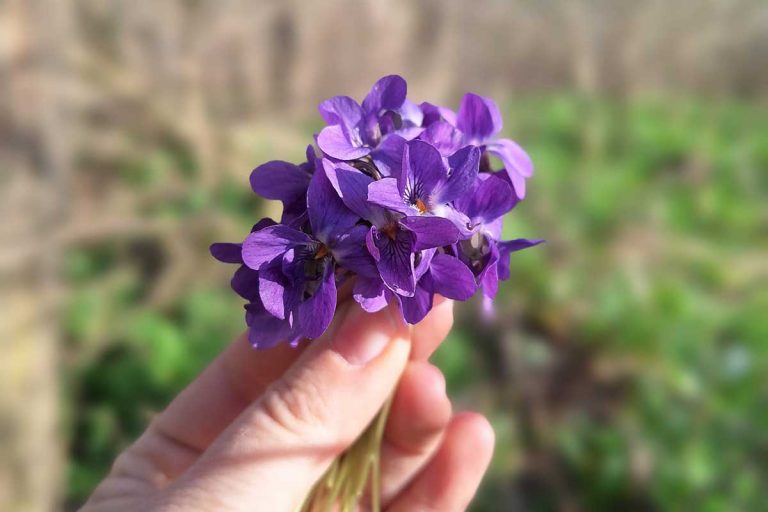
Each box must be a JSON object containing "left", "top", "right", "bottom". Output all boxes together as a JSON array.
[{"left": 82, "top": 298, "right": 494, "bottom": 511}]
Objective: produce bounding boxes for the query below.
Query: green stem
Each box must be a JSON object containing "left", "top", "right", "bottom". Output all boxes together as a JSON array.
[{"left": 301, "top": 395, "right": 394, "bottom": 512}]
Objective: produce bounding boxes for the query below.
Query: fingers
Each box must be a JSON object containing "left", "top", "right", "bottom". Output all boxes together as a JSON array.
[
  {"left": 386, "top": 413, "right": 495, "bottom": 512},
  {"left": 152, "top": 336, "right": 304, "bottom": 450},
  {"left": 377, "top": 361, "right": 452, "bottom": 506},
  {"left": 121, "top": 293, "right": 452, "bottom": 489},
  {"left": 161, "top": 302, "right": 413, "bottom": 512},
  {"left": 145, "top": 295, "right": 451, "bottom": 464},
  {"left": 142, "top": 284, "right": 356, "bottom": 458}
]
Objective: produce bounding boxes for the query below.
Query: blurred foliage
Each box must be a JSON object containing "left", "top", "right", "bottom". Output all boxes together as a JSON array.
[{"left": 63, "top": 95, "right": 768, "bottom": 511}]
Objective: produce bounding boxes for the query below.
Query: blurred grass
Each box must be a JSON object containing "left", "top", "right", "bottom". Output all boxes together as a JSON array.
[{"left": 63, "top": 95, "right": 768, "bottom": 510}]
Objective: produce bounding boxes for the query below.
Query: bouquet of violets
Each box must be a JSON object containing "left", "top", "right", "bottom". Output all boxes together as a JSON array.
[{"left": 211, "top": 75, "right": 541, "bottom": 511}]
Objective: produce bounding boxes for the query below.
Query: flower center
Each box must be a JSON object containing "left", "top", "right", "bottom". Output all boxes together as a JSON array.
[
  {"left": 479, "top": 150, "right": 493, "bottom": 173},
  {"left": 415, "top": 198, "right": 428, "bottom": 214},
  {"left": 351, "top": 158, "right": 382, "bottom": 180},
  {"left": 314, "top": 244, "right": 329, "bottom": 260},
  {"left": 382, "top": 223, "right": 399, "bottom": 240}
]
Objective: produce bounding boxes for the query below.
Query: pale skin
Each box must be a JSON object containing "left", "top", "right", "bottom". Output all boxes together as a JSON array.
[{"left": 82, "top": 296, "right": 494, "bottom": 511}]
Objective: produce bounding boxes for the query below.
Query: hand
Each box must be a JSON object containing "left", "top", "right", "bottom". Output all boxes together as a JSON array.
[{"left": 81, "top": 298, "right": 494, "bottom": 511}]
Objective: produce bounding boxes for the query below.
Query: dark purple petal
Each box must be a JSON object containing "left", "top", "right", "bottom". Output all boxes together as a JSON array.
[
  {"left": 367, "top": 177, "right": 413, "bottom": 215},
  {"left": 353, "top": 276, "right": 388, "bottom": 313},
  {"left": 455, "top": 173, "right": 518, "bottom": 222},
  {"left": 324, "top": 160, "right": 388, "bottom": 226},
  {"left": 230, "top": 265, "right": 260, "bottom": 301},
  {"left": 317, "top": 125, "right": 371, "bottom": 160},
  {"left": 242, "top": 225, "right": 312, "bottom": 270},
  {"left": 429, "top": 254, "right": 477, "bottom": 300},
  {"left": 245, "top": 302, "right": 297, "bottom": 350},
  {"left": 307, "top": 167, "right": 359, "bottom": 243},
  {"left": 497, "top": 238, "right": 544, "bottom": 280},
  {"left": 280, "top": 198, "right": 310, "bottom": 228},
  {"left": 367, "top": 225, "right": 416, "bottom": 297},
  {"left": 434, "top": 145, "right": 480, "bottom": 204},
  {"left": 487, "top": 139, "right": 533, "bottom": 199},
  {"left": 333, "top": 225, "right": 378, "bottom": 278},
  {"left": 401, "top": 140, "right": 446, "bottom": 198},
  {"left": 250, "top": 161, "right": 311, "bottom": 202},
  {"left": 456, "top": 93, "right": 502, "bottom": 141},
  {"left": 210, "top": 242, "right": 242, "bottom": 264},
  {"left": 252, "top": 218, "right": 278, "bottom": 232},
  {"left": 370, "top": 134, "right": 406, "bottom": 177},
  {"left": 397, "top": 283, "right": 433, "bottom": 324},
  {"left": 399, "top": 216, "right": 460, "bottom": 251},
  {"left": 479, "top": 242, "right": 500, "bottom": 299},
  {"left": 279, "top": 247, "right": 304, "bottom": 282},
  {"left": 304, "top": 144, "right": 317, "bottom": 168},
  {"left": 362, "top": 75, "right": 407, "bottom": 114},
  {"left": 318, "top": 95, "right": 364, "bottom": 130},
  {"left": 297, "top": 263, "right": 337, "bottom": 339}
]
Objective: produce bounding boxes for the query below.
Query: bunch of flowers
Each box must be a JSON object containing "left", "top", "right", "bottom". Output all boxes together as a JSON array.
[
  {"left": 211, "top": 75, "right": 542, "bottom": 510},
  {"left": 211, "top": 75, "right": 542, "bottom": 349}
]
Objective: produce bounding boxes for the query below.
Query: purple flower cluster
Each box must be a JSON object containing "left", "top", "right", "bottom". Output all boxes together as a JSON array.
[{"left": 211, "top": 75, "right": 542, "bottom": 349}]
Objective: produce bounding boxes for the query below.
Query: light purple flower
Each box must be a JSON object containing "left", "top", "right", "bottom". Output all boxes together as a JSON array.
[
  {"left": 455, "top": 93, "right": 533, "bottom": 198},
  {"left": 210, "top": 218, "right": 275, "bottom": 301},
  {"left": 397, "top": 251, "right": 476, "bottom": 323},
  {"left": 316, "top": 75, "right": 421, "bottom": 164},
  {"left": 249, "top": 145, "right": 316, "bottom": 226},
  {"left": 211, "top": 75, "right": 542, "bottom": 346},
  {"left": 453, "top": 173, "right": 542, "bottom": 299},
  {"left": 367, "top": 140, "right": 480, "bottom": 230},
  {"left": 240, "top": 168, "right": 370, "bottom": 344},
  {"left": 353, "top": 249, "right": 476, "bottom": 324},
  {"left": 324, "top": 160, "right": 461, "bottom": 299}
]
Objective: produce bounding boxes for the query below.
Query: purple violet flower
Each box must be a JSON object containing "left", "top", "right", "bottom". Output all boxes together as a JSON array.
[
  {"left": 367, "top": 139, "right": 480, "bottom": 230},
  {"left": 211, "top": 74, "right": 542, "bottom": 349},
  {"left": 419, "top": 94, "right": 534, "bottom": 199},
  {"left": 453, "top": 173, "right": 543, "bottom": 301},
  {"left": 210, "top": 219, "right": 301, "bottom": 348},
  {"left": 316, "top": 75, "right": 421, "bottom": 165},
  {"left": 456, "top": 93, "right": 533, "bottom": 199},
  {"left": 249, "top": 145, "right": 316, "bottom": 227},
  {"left": 324, "top": 159, "right": 461, "bottom": 299},
  {"left": 240, "top": 168, "right": 370, "bottom": 345}
]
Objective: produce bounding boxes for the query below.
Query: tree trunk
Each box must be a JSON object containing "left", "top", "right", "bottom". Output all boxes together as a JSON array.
[{"left": 0, "top": 0, "right": 72, "bottom": 510}]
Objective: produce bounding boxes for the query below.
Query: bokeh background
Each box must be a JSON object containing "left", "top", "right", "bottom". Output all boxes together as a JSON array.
[{"left": 2, "top": 0, "right": 767, "bottom": 510}]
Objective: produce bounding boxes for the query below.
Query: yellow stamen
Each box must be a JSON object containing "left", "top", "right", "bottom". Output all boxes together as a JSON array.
[
  {"left": 383, "top": 224, "right": 398, "bottom": 240},
  {"left": 314, "top": 244, "right": 329, "bottom": 260},
  {"left": 415, "top": 198, "right": 428, "bottom": 214}
]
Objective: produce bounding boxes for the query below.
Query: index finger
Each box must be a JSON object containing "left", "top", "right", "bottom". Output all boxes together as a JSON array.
[{"left": 129, "top": 294, "right": 453, "bottom": 481}]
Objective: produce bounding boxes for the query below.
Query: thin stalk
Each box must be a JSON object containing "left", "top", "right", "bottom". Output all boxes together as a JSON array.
[{"left": 302, "top": 395, "right": 394, "bottom": 512}]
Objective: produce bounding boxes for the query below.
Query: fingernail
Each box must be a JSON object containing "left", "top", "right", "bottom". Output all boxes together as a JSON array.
[{"left": 331, "top": 303, "right": 403, "bottom": 365}]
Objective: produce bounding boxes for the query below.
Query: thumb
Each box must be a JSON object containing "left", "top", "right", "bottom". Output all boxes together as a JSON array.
[{"left": 160, "top": 301, "right": 412, "bottom": 511}]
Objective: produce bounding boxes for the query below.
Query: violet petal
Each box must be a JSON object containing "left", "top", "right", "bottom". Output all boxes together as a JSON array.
[
  {"left": 456, "top": 93, "right": 502, "bottom": 141},
  {"left": 250, "top": 161, "right": 311, "bottom": 203},
  {"left": 400, "top": 216, "right": 460, "bottom": 252},
  {"left": 297, "top": 263, "right": 337, "bottom": 339},
  {"left": 242, "top": 225, "right": 313, "bottom": 270},
  {"left": 307, "top": 167, "right": 359, "bottom": 242},
  {"left": 429, "top": 253, "right": 477, "bottom": 300},
  {"left": 353, "top": 276, "right": 389, "bottom": 313}
]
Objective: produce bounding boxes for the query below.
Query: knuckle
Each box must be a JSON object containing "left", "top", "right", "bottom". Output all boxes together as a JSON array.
[
  {"left": 258, "top": 371, "right": 334, "bottom": 440},
  {"left": 110, "top": 449, "right": 141, "bottom": 477}
]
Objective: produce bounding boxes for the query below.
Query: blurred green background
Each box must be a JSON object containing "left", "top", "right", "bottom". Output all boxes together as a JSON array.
[{"left": 2, "top": 1, "right": 767, "bottom": 511}]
